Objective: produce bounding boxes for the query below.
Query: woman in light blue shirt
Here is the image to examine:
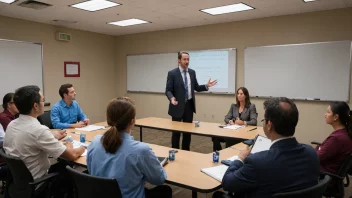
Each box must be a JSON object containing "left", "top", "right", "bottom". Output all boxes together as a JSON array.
[{"left": 87, "top": 97, "right": 172, "bottom": 198}]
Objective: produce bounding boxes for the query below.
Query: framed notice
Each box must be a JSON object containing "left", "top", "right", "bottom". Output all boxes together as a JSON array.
[{"left": 64, "top": 62, "right": 80, "bottom": 77}]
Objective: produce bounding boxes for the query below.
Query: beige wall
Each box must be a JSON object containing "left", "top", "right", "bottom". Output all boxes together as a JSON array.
[
  {"left": 0, "top": 16, "right": 117, "bottom": 123},
  {"left": 115, "top": 8, "right": 352, "bottom": 144}
]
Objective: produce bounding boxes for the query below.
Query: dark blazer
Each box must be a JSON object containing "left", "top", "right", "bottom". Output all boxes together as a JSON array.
[
  {"left": 224, "top": 103, "right": 257, "bottom": 125},
  {"left": 222, "top": 138, "right": 320, "bottom": 198},
  {"left": 165, "top": 67, "right": 207, "bottom": 118}
]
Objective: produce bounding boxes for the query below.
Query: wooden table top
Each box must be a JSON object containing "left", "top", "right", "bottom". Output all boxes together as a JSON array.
[
  {"left": 60, "top": 120, "right": 261, "bottom": 192},
  {"left": 135, "top": 117, "right": 264, "bottom": 140}
]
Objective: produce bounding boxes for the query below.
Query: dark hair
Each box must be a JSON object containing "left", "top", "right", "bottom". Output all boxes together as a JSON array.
[
  {"left": 2, "top": 93, "right": 15, "bottom": 109},
  {"left": 330, "top": 101, "right": 352, "bottom": 138},
  {"left": 235, "top": 87, "right": 251, "bottom": 107},
  {"left": 14, "top": 86, "right": 41, "bottom": 115},
  {"left": 178, "top": 51, "right": 189, "bottom": 59},
  {"left": 101, "top": 97, "right": 136, "bottom": 154},
  {"left": 263, "top": 97, "right": 299, "bottom": 136},
  {"left": 59, "top": 84, "right": 73, "bottom": 99}
]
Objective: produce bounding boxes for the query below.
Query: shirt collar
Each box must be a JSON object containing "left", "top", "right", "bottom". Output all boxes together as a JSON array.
[
  {"left": 60, "top": 100, "right": 73, "bottom": 108},
  {"left": 18, "top": 114, "right": 39, "bottom": 123},
  {"left": 121, "top": 132, "right": 134, "bottom": 140},
  {"left": 271, "top": 136, "right": 294, "bottom": 145},
  {"left": 179, "top": 66, "right": 188, "bottom": 73}
]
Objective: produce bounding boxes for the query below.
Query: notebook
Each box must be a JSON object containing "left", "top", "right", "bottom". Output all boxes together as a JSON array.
[
  {"left": 201, "top": 165, "right": 229, "bottom": 182},
  {"left": 251, "top": 135, "right": 271, "bottom": 154},
  {"left": 157, "top": 157, "right": 168, "bottom": 167},
  {"left": 75, "top": 125, "right": 105, "bottom": 132},
  {"left": 72, "top": 140, "right": 89, "bottom": 156},
  {"left": 223, "top": 125, "right": 244, "bottom": 130}
]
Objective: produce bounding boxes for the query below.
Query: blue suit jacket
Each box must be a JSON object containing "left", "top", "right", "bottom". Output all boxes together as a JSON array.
[
  {"left": 165, "top": 67, "right": 207, "bottom": 118},
  {"left": 222, "top": 138, "right": 320, "bottom": 198}
]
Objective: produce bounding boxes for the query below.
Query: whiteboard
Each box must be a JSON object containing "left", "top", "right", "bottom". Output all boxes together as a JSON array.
[
  {"left": 127, "top": 49, "right": 236, "bottom": 94},
  {"left": 0, "top": 39, "right": 44, "bottom": 100},
  {"left": 244, "top": 41, "right": 352, "bottom": 101}
]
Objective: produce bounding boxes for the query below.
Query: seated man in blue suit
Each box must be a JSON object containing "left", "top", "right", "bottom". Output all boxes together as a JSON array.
[{"left": 214, "top": 97, "right": 320, "bottom": 198}]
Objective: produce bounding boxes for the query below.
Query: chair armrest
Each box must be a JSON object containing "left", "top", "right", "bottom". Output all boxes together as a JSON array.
[
  {"left": 321, "top": 172, "right": 344, "bottom": 180},
  {"left": 29, "top": 172, "right": 59, "bottom": 186},
  {"left": 311, "top": 141, "right": 322, "bottom": 146}
]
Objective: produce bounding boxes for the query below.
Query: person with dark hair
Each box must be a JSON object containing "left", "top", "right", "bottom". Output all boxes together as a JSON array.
[
  {"left": 165, "top": 51, "right": 217, "bottom": 150},
  {"left": 212, "top": 87, "right": 258, "bottom": 151},
  {"left": 0, "top": 93, "right": 19, "bottom": 130},
  {"left": 51, "top": 84, "right": 90, "bottom": 129},
  {"left": 87, "top": 97, "right": 172, "bottom": 198},
  {"left": 3, "top": 85, "right": 85, "bottom": 197},
  {"left": 213, "top": 97, "right": 320, "bottom": 198},
  {"left": 316, "top": 101, "right": 352, "bottom": 174}
]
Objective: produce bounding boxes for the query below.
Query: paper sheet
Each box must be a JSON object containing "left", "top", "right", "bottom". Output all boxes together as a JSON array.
[
  {"left": 251, "top": 135, "right": 271, "bottom": 154},
  {"left": 75, "top": 125, "right": 105, "bottom": 132},
  {"left": 201, "top": 165, "right": 229, "bottom": 182},
  {"left": 223, "top": 125, "right": 244, "bottom": 130},
  {"left": 72, "top": 140, "right": 89, "bottom": 156},
  {"left": 227, "top": 155, "right": 239, "bottom": 161}
]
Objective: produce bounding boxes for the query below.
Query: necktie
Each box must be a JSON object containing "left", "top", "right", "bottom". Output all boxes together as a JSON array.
[{"left": 183, "top": 70, "right": 189, "bottom": 100}]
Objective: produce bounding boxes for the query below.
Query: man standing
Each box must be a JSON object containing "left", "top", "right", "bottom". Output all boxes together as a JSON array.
[
  {"left": 165, "top": 51, "right": 217, "bottom": 150},
  {"left": 51, "top": 84, "right": 90, "bottom": 129}
]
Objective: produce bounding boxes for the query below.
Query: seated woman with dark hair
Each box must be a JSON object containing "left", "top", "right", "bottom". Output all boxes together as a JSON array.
[
  {"left": 87, "top": 97, "right": 172, "bottom": 198},
  {"left": 212, "top": 87, "right": 257, "bottom": 151},
  {"left": 317, "top": 101, "right": 352, "bottom": 174},
  {"left": 0, "top": 93, "right": 19, "bottom": 130}
]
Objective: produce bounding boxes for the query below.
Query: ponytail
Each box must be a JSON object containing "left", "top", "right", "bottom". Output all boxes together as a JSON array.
[
  {"left": 102, "top": 97, "right": 136, "bottom": 154},
  {"left": 101, "top": 126, "right": 122, "bottom": 154}
]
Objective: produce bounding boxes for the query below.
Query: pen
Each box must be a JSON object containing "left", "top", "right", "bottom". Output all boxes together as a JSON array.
[{"left": 247, "top": 127, "right": 257, "bottom": 132}]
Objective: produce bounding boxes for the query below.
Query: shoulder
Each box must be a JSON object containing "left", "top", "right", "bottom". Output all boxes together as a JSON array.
[
  {"left": 51, "top": 101, "right": 62, "bottom": 109},
  {"left": 0, "top": 112, "right": 5, "bottom": 118},
  {"left": 248, "top": 103, "right": 256, "bottom": 109},
  {"left": 231, "top": 104, "right": 237, "bottom": 109},
  {"left": 169, "top": 68, "right": 179, "bottom": 74},
  {"left": 129, "top": 141, "right": 152, "bottom": 155},
  {"left": 88, "top": 135, "right": 103, "bottom": 150}
]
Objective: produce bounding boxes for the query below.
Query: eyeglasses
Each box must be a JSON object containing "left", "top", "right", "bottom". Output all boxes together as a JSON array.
[{"left": 261, "top": 119, "right": 265, "bottom": 122}]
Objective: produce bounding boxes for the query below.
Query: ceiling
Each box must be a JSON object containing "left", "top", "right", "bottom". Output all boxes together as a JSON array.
[{"left": 0, "top": 0, "right": 351, "bottom": 36}]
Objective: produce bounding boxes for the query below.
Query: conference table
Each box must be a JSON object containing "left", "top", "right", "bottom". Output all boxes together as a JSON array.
[
  {"left": 62, "top": 119, "right": 261, "bottom": 198},
  {"left": 135, "top": 117, "right": 264, "bottom": 142}
]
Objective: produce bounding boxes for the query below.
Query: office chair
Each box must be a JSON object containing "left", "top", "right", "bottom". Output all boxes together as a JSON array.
[
  {"left": 321, "top": 153, "right": 352, "bottom": 198},
  {"left": 0, "top": 149, "right": 58, "bottom": 198},
  {"left": 66, "top": 166, "right": 122, "bottom": 198},
  {"left": 273, "top": 174, "right": 331, "bottom": 198},
  {"left": 37, "top": 110, "right": 53, "bottom": 129}
]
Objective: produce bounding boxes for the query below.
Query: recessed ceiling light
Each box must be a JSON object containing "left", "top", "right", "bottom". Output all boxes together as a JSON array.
[
  {"left": 200, "top": 3, "right": 254, "bottom": 15},
  {"left": 108, "top": 19, "right": 150, "bottom": 27},
  {"left": 71, "top": 0, "right": 120, "bottom": 12},
  {"left": 303, "top": 0, "right": 317, "bottom": 2},
  {"left": 0, "top": 0, "right": 16, "bottom": 4}
]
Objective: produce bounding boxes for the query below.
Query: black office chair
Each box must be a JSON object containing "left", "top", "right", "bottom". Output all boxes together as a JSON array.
[
  {"left": 321, "top": 153, "right": 352, "bottom": 198},
  {"left": 0, "top": 149, "right": 58, "bottom": 198},
  {"left": 273, "top": 174, "right": 331, "bottom": 198},
  {"left": 37, "top": 110, "right": 53, "bottom": 129},
  {"left": 66, "top": 166, "right": 122, "bottom": 198}
]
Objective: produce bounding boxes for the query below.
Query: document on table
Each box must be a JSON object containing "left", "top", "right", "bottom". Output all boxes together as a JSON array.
[
  {"left": 72, "top": 140, "right": 89, "bottom": 156},
  {"left": 75, "top": 125, "right": 105, "bottom": 132},
  {"left": 223, "top": 125, "right": 244, "bottom": 130},
  {"left": 201, "top": 165, "right": 229, "bottom": 182},
  {"left": 227, "top": 155, "right": 239, "bottom": 161},
  {"left": 251, "top": 135, "right": 271, "bottom": 154}
]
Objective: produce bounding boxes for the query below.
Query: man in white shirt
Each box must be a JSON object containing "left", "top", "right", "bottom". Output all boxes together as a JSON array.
[{"left": 4, "top": 85, "right": 85, "bottom": 197}]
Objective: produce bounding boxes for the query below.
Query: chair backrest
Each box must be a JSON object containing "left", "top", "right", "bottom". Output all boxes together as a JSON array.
[
  {"left": 273, "top": 175, "right": 331, "bottom": 198},
  {"left": 37, "top": 110, "right": 53, "bottom": 129},
  {"left": 66, "top": 166, "right": 122, "bottom": 198},
  {"left": 0, "top": 149, "right": 34, "bottom": 197},
  {"left": 337, "top": 153, "right": 352, "bottom": 177}
]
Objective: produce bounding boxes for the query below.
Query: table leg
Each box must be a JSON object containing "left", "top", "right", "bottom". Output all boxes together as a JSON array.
[
  {"left": 140, "top": 127, "right": 143, "bottom": 142},
  {"left": 192, "top": 191, "right": 197, "bottom": 198}
]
